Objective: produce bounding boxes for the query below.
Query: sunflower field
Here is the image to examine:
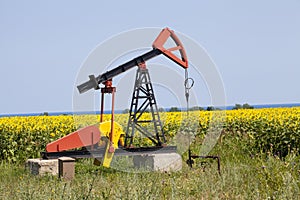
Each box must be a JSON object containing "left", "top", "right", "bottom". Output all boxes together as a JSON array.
[{"left": 0, "top": 107, "right": 299, "bottom": 162}]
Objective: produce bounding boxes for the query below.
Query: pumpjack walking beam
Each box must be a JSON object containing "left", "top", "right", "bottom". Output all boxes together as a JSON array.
[{"left": 77, "top": 28, "right": 188, "bottom": 94}]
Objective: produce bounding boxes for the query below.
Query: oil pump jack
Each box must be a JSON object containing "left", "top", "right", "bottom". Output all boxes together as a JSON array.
[{"left": 41, "top": 28, "right": 190, "bottom": 167}]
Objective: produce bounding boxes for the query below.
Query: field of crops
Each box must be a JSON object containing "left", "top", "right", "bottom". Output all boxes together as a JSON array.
[
  {"left": 0, "top": 107, "right": 300, "bottom": 199},
  {"left": 0, "top": 107, "right": 299, "bottom": 162}
]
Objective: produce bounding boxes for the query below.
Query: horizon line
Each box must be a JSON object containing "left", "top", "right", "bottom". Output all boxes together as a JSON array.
[{"left": 1, "top": 102, "right": 300, "bottom": 117}]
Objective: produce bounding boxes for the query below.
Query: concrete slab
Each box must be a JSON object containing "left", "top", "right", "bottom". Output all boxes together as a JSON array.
[
  {"left": 133, "top": 153, "right": 182, "bottom": 172},
  {"left": 26, "top": 158, "right": 58, "bottom": 175}
]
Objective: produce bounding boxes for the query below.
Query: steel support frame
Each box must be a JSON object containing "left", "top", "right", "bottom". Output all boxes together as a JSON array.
[{"left": 125, "top": 65, "right": 166, "bottom": 147}]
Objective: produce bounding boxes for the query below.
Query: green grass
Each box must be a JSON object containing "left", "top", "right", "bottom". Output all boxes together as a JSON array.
[{"left": 0, "top": 136, "right": 299, "bottom": 199}]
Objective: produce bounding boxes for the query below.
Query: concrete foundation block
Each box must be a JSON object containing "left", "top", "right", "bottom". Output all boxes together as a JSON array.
[
  {"left": 58, "top": 157, "right": 75, "bottom": 181},
  {"left": 26, "top": 158, "right": 58, "bottom": 176},
  {"left": 133, "top": 153, "right": 182, "bottom": 172}
]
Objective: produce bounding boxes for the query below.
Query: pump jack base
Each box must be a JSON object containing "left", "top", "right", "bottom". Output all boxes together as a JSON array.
[{"left": 41, "top": 145, "right": 177, "bottom": 160}]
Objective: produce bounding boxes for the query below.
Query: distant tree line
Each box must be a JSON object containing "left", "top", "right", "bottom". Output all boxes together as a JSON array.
[
  {"left": 232, "top": 103, "right": 254, "bottom": 110},
  {"left": 122, "top": 103, "right": 254, "bottom": 113}
]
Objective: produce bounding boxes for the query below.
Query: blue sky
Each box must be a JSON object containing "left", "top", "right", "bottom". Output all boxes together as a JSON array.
[{"left": 0, "top": 1, "right": 299, "bottom": 114}]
